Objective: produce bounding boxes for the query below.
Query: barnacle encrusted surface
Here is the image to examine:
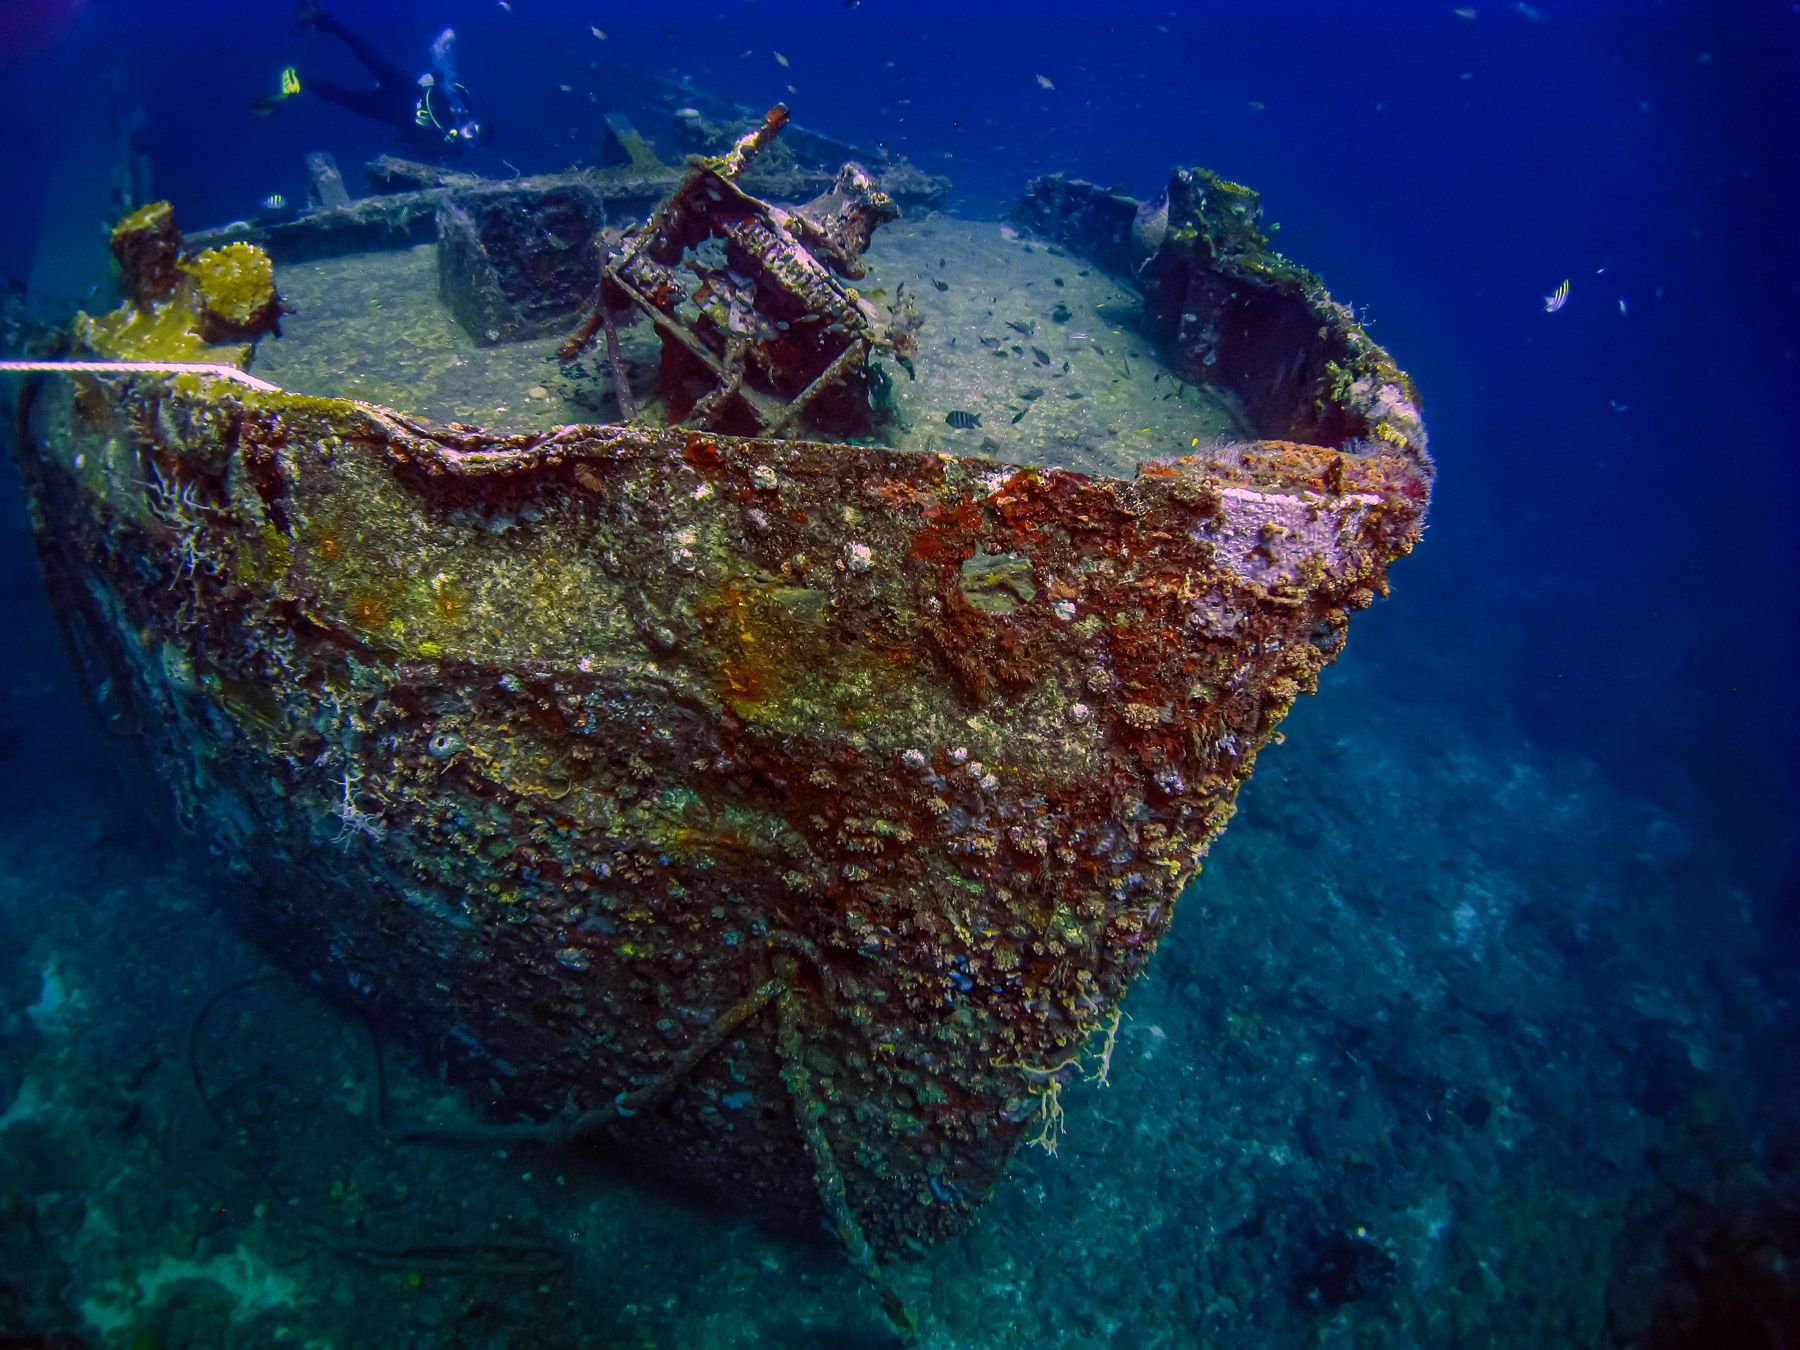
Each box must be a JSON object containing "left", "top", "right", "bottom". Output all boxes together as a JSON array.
[{"left": 16, "top": 187, "right": 1430, "bottom": 1255}]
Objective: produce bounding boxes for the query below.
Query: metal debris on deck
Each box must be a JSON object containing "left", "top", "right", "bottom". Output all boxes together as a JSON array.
[{"left": 560, "top": 105, "right": 915, "bottom": 440}]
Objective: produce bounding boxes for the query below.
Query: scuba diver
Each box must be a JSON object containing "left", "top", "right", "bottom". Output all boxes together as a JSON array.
[{"left": 256, "top": 2, "right": 487, "bottom": 160}]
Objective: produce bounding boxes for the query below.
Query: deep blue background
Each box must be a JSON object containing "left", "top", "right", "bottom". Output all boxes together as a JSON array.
[{"left": 3, "top": 0, "right": 1796, "bottom": 1000}]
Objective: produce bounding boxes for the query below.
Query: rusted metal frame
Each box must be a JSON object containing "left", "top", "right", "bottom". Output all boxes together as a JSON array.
[
  {"left": 761, "top": 336, "right": 875, "bottom": 438},
  {"left": 718, "top": 211, "right": 872, "bottom": 334},
  {"left": 597, "top": 299, "right": 636, "bottom": 420},
  {"left": 604, "top": 262, "right": 729, "bottom": 379},
  {"left": 685, "top": 336, "right": 752, "bottom": 430},
  {"left": 714, "top": 103, "right": 791, "bottom": 180}
]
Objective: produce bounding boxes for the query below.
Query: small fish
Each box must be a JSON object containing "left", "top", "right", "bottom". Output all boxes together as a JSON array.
[
  {"left": 1246, "top": 99, "right": 1266, "bottom": 111},
  {"left": 944, "top": 410, "right": 982, "bottom": 430},
  {"left": 1031, "top": 346, "right": 1051, "bottom": 365},
  {"left": 1006, "top": 319, "right": 1036, "bottom": 336},
  {"left": 1010, "top": 408, "right": 1028, "bottom": 424},
  {"left": 1544, "top": 279, "right": 1570, "bottom": 313},
  {"left": 260, "top": 193, "right": 286, "bottom": 211},
  {"left": 1617, "top": 297, "right": 1628, "bottom": 315},
  {"left": 1036, "top": 73, "right": 1055, "bottom": 90},
  {"left": 775, "top": 51, "right": 790, "bottom": 67},
  {"left": 591, "top": 26, "right": 608, "bottom": 40},
  {"left": 1453, "top": 6, "right": 1476, "bottom": 18},
  {"left": 931, "top": 278, "right": 949, "bottom": 292}
]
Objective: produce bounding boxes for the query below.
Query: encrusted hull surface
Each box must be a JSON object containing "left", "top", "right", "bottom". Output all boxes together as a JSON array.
[
  {"left": 15, "top": 373, "right": 1423, "bottom": 1252},
  {"left": 7, "top": 155, "right": 1431, "bottom": 1256}
]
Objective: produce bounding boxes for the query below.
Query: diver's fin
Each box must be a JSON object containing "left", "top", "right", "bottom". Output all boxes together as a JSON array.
[{"left": 252, "top": 66, "right": 301, "bottom": 114}]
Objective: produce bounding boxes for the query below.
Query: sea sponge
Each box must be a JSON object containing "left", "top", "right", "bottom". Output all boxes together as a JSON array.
[{"left": 190, "top": 243, "right": 284, "bottom": 343}]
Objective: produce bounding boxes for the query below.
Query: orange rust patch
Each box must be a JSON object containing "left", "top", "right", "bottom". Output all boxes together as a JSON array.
[
  {"left": 669, "top": 824, "right": 766, "bottom": 858},
  {"left": 682, "top": 434, "right": 727, "bottom": 478},
  {"left": 910, "top": 492, "right": 982, "bottom": 563},
  {"left": 347, "top": 594, "right": 386, "bottom": 629},
  {"left": 700, "top": 575, "right": 786, "bottom": 715},
  {"left": 874, "top": 476, "right": 928, "bottom": 510}
]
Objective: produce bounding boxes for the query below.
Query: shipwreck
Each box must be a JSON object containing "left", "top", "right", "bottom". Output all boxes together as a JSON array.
[{"left": 3, "top": 104, "right": 1431, "bottom": 1303}]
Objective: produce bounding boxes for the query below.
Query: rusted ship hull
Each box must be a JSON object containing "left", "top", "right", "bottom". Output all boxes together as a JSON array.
[
  {"left": 13, "top": 375, "right": 1421, "bottom": 1253},
  {"left": 6, "top": 154, "right": 1430, "bottom": 1258}
]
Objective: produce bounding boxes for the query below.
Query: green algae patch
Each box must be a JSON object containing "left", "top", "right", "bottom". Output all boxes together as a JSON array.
[{"left": 75, "top": 303, "right": 217, "bottom": 364}]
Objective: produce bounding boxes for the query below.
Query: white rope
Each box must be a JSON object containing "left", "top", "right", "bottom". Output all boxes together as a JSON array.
[
  {"left": 0, "top": 359, "right": 282, "bottom": 393},
  {"left": 0, "top": 359, "right": 585, "bottom": 458}
]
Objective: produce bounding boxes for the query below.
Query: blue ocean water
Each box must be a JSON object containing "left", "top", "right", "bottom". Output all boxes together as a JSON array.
[{"left": 0, "top": 1, "right": 1795, "bottom": 1346}]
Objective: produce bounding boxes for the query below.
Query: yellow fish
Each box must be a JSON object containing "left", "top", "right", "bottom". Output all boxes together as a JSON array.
[{"left": 1544, "top": 279, "right": 1570, "bottom": 313}]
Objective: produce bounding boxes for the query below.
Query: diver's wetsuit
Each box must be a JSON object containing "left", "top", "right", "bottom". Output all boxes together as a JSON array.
[{"left": 299, "top": 7, "right": 476, "bottom": 159}]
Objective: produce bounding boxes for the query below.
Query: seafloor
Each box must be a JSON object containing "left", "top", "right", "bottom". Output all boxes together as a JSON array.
[{"left": 0, "top": 216, "right": 1780, "bottom": 1348}]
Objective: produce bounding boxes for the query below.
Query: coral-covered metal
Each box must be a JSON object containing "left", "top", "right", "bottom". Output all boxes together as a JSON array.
[
  {"left": 7, "top": 169, "right": 1431, "bottom": 1265},
  {"left": 562, "top": 106, "right": 911, "bottom": 440}
]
